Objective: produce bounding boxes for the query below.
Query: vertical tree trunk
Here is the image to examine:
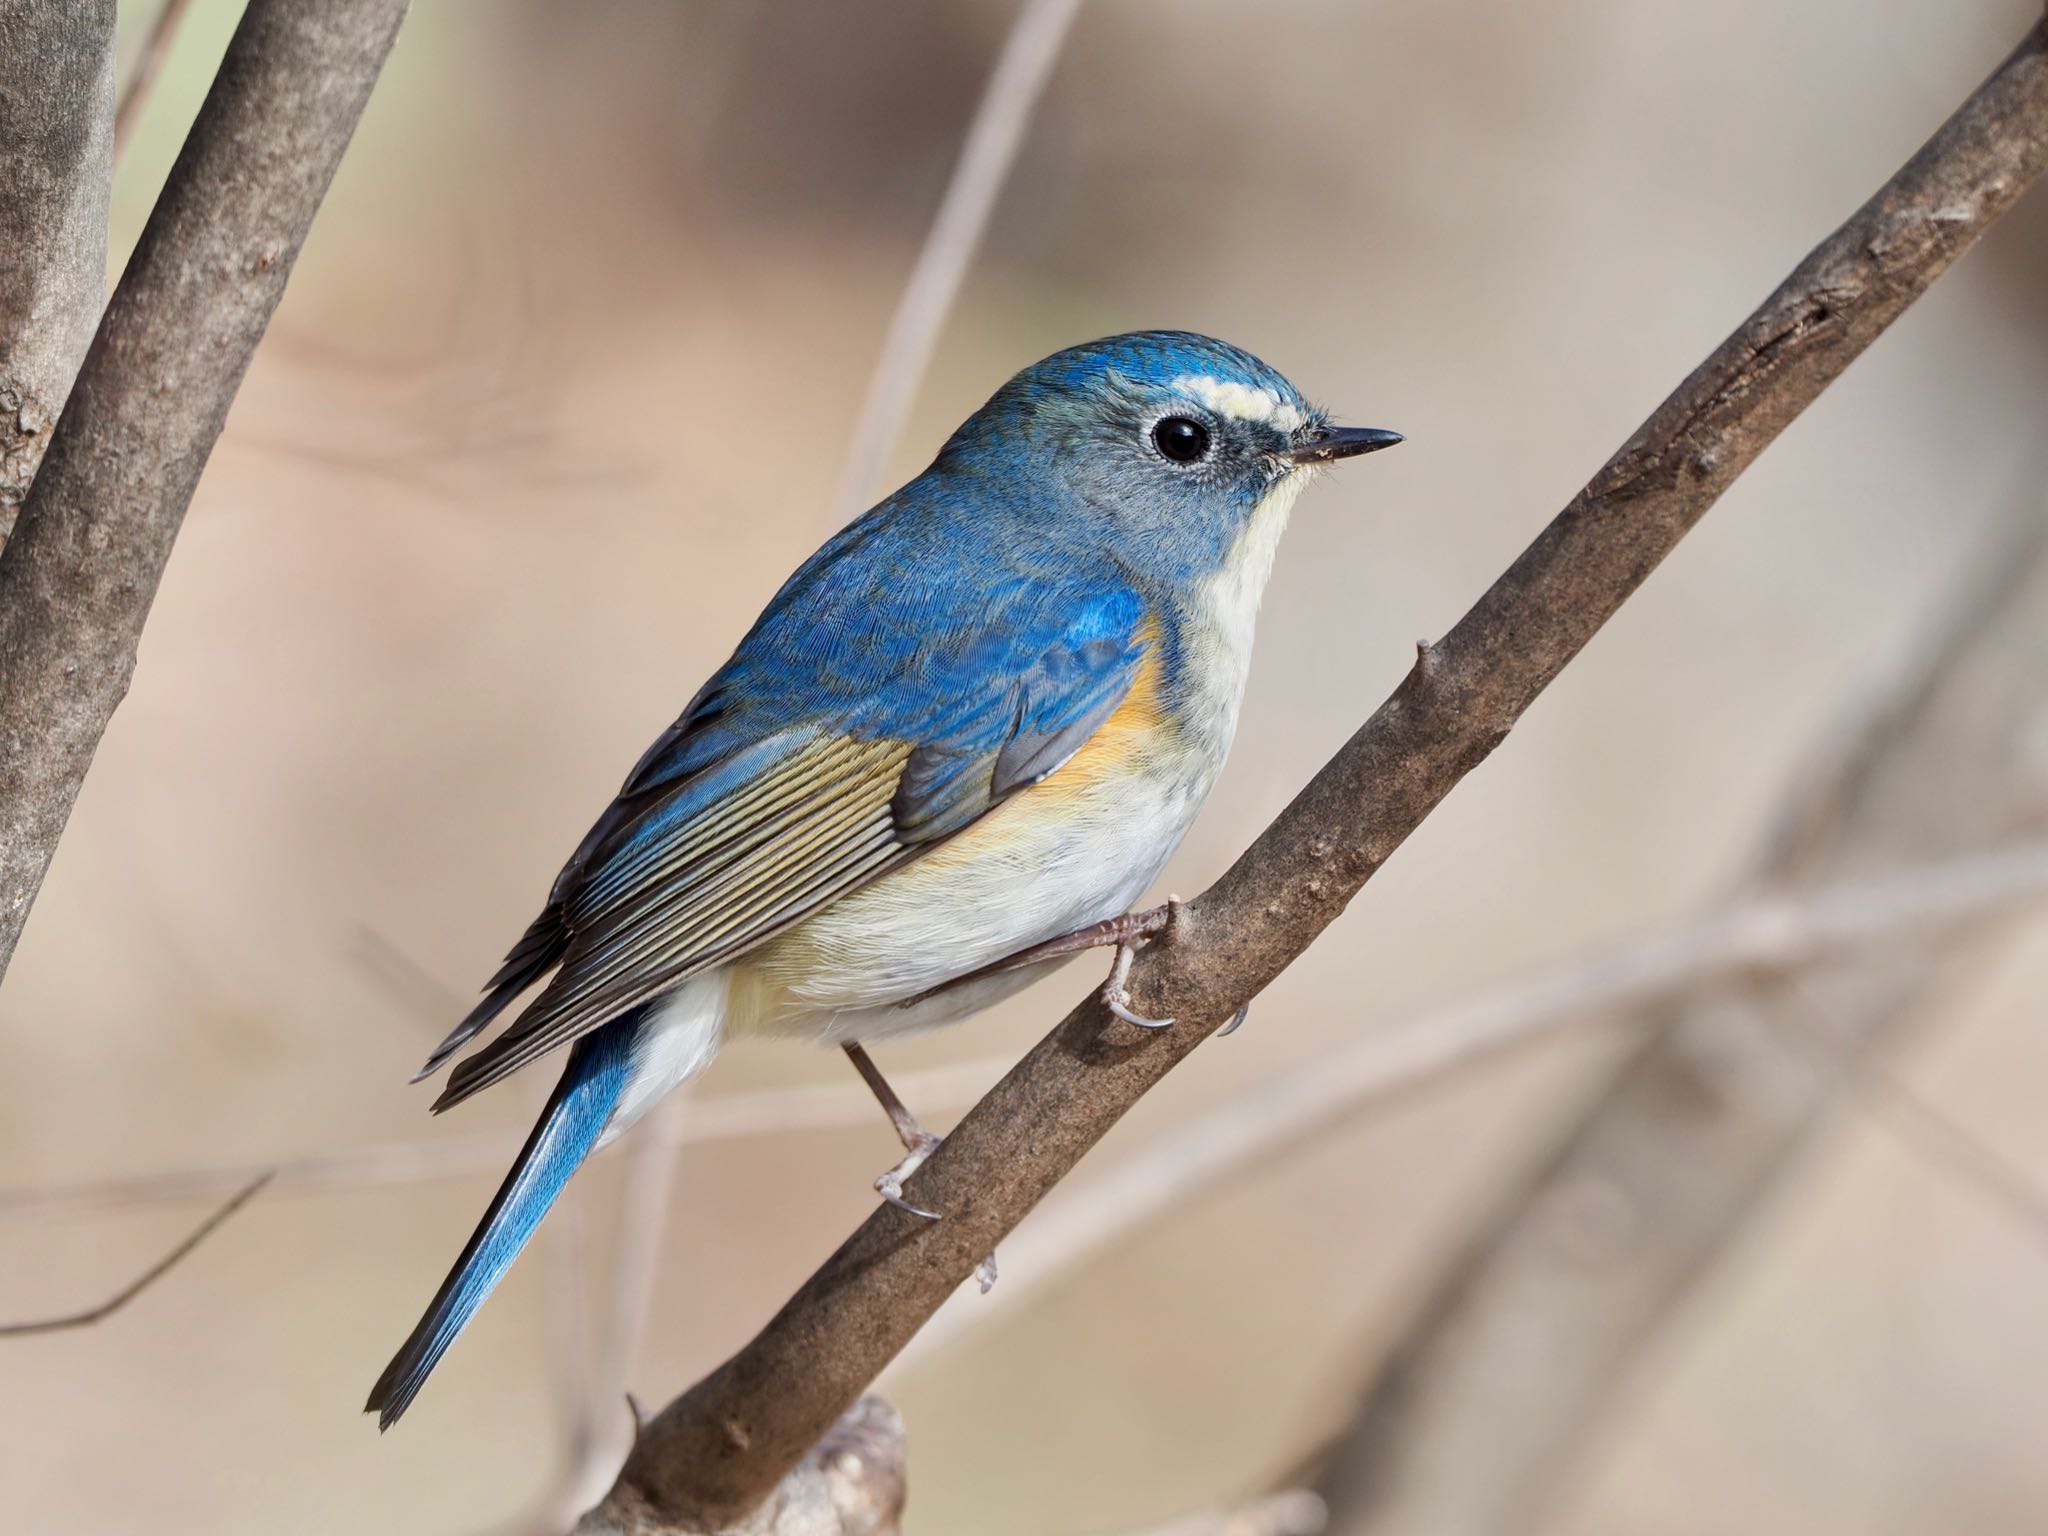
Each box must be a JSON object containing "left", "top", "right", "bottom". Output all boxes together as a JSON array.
[{"left": 0, "top": 0, "right": 116, "bottom": 539}]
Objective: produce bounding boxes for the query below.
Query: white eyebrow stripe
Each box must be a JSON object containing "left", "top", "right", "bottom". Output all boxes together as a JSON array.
[{"left": 1168, "top": 374, "right": 1305, "bottom": 434}]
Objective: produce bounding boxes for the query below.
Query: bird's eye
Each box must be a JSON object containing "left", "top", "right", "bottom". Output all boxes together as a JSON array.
[{"left": 1151, "top": 415, "right": 1211, "bottom": 464}]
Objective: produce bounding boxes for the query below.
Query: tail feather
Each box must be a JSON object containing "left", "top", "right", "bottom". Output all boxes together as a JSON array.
[
  {"left": 411, "top": 908, "right": 570, "bottom": 1084},
  {"left": 366, "top": 1018, "right": 635, "bottom": 1429}
]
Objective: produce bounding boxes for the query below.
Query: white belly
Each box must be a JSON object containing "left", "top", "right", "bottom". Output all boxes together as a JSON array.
[{"left": 733, "top": 758, "right": 1205, "bottom": 1044}]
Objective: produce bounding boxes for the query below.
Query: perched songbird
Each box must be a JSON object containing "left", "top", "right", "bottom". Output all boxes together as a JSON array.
[{"left": 367, "top": 331, "right": 1400, "bottom": 1425}]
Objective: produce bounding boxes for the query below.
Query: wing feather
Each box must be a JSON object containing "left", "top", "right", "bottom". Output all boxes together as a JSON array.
[
  {"left": 432, "top": 553, "right": 1157, "bottom": 1109},
  {"left": 435, "top": 739, "right": 911, "bottom": 1108}
]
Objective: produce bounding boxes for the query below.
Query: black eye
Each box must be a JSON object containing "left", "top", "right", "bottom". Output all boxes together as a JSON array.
[{"left": 1151, "top": 415, "right": 1210, "bottom": 463}]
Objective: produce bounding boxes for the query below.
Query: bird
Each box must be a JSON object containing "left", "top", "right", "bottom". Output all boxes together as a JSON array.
[{"left": 366, "top": 330, "right": 1401, "bottom": 1427}]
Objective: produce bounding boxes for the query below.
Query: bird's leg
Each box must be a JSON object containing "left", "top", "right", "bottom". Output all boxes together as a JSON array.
[
  {"left": 895, "top": 903, "right": 1175, "bottom": 1011},
  {"left": 1100, "top": 930, "right": 1172, "bottom": 1029},
  {"left": 843, "top": 1042, "right": 942, "bottom": 1221},
  {"left": 1098, "top": 895, "right": 1187, "bottom": 1030},
  {"left": 841, "top": 1042, "right": 1000, "bottom": 1291}
]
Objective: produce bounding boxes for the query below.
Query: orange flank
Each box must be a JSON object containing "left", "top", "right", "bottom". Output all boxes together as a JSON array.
[{"left": 1021, "top": 618, "right": 1171, "bottom": 808}]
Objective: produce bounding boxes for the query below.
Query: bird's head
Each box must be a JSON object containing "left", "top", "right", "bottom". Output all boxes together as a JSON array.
[{"left": 933, "top": 330, "right": 1400, "bottom": 581}]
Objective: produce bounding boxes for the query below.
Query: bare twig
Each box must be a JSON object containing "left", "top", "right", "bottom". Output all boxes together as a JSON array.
[
  {"left": 0, "top": 1, "right": 115, "bottom": 536},
  {"left": 580, "top": 22, "right": 2048, "bottom": 1534},
  {"left": 1773, "top": 981, "right": 2048, "bottom": 1258},
  {"left": 0, "top": 1171, "right": 269, "bottom": 1337},
  {"left": 1315, "top": 458, "right": 2048, "bottom": 1529},
  {"left": 112, "top": 0, "right": 197, "bottom": 158},
  {"left": 901, "top": 838, "right": 2048, "bottom": 1366},
  {"left": 0, "top": 1054, "right": 1009, "bottom": 1220},
  {"left": 1102, "top": 1491, "right": 1328, "bottom": 1536},
  {"left": 0, "top": 0, "right": 411, "bottom": 984},
  {"left": 826, "top": 0, "right": 1086, "bottom": 522}
]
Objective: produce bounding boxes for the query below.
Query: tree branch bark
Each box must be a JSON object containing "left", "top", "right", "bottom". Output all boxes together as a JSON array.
[
  {"left": 0, "top": 0, "right": 115, "bottom": 539},
  {"left": 577, "top": 19, "right": 2048, "bottom": 1535},
  {"left": 0, "top": 0, "right": 412, "bottom": 982},
  {"left": 1312, "top": 359, "right": 2048, "bottom": 1534}
]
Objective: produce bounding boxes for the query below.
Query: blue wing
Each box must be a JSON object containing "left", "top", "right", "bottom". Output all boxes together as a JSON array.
[{"left": 424, "top": 500, "right": 1152, "bottom": 1106}]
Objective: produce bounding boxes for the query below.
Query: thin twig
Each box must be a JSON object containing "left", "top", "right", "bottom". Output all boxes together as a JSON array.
[
  {"left": 1101, "top": 1491, "right": 1328, "bottom": 1536},
  {"left": 0, "top": 1055, "right": 1009, "bottom": 1221},
  {"left": 1773, "top": 976, "right": 2048, "bottom": 1258},
  {"left": 582, "top": 27, "right": 2048, "bottom": 1528},
  {"left": 825, "top": 0, "right": 1087, "bottom": 523},
  {"left": 0, "top": 1171, "right": 270, "bottom": 1337},
  {"left": 897, "top": 839, "right": 2048, "bottom": 1366},
  {"left": 112, "top": 0, "right": 196, "bottom": 159}
]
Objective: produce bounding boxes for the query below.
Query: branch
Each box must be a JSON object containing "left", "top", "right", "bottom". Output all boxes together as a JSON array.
[
  {"left": 1313, "top": 430, "right": 2048, "bottom": 1526},
  {"left": 825, "top": 0, "right": 1085, "bottom": 522},
  {"left": 113, "top": 0, "right": 199, "bottom": 159},
  {"left": 0, "top": 0, "right": 412, "bottom": 984},
  {"left": 1103, "top": 1491, "right": 1328, "bottom": 1536},
  {"left": 0, "top": 1, "right": 115, "bottom": 537},
  {"left": 575, "top": 1397, "right": 905, "bottom": 1536},
  {"left": 580, "top": 20, "right": 2048, "bottom": 1534},
  {"left": 0, "top": 1054, "right": 1008, "bottom": 1220},
  {"left": 0, "top": 1171, "right": 268, "bottom": 1337},
  {"left": 898, "top": 837, "right": 2048, "bottom": 1368}
]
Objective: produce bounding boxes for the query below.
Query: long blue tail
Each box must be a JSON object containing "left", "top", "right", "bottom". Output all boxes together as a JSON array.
[{"left": 366, "top": 1019, "right": 636, "bottom": 1429}]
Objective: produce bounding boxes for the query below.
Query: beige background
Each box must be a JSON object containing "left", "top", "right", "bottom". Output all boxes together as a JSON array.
[{"left": 5, "top": 2, "right": 2048, "bottom": 1532}]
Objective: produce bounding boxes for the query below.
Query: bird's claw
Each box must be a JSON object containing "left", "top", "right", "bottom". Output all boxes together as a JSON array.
[
  {"left": 1101, "top": 914, "right": 1176, "bottom": 1030},
  {"left": 870, "top": 1130, "right": 997, "bottom": 1282},
  {"left": 874, "top": 1130, "right": 943, "bottom": 1222},
  {"left": 1218, "top": 1001, "right": 1251, "bottom": 1037}
]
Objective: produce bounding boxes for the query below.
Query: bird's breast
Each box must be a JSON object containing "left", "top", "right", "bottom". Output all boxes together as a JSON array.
[{"left": 738, "top": 651, "right": 1214, "bottom": 1037}]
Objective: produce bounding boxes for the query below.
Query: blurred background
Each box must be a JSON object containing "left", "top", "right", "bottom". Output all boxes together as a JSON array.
[{"left": 5, "top": 1, "right": 2048, "bottom": 1532}]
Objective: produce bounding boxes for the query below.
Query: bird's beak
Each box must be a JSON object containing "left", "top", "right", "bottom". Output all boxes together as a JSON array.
[{"left": 1285, "top": 424, "right": 1405, "bottom": 465}]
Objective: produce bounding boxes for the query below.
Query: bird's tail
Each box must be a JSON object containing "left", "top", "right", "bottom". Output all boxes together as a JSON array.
[{"left": 365, "top": 1017, "right": 638, "bottom": 1429}]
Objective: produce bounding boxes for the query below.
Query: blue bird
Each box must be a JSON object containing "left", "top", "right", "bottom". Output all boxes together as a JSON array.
[{"left": 366, "top": 331, "right": 1400, "bottom": 1426}]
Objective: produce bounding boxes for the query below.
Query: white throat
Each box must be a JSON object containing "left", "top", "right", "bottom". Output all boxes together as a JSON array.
[{"left": 1181, "top": 466, "right": 1310, "bottom": 757}]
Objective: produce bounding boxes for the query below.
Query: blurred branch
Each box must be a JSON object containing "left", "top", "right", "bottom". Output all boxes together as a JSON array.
[
  {"left": 0, "top": 1171, "right": 268, "bottom": 1337},
  {"left": 1314, "top": 465, "right": 2048, "bottom": 1526},
  {"left": 826, "top": 0, "right": 1086, "bottom": 522},
  {"left": 577, "top": 20, "right": 2048, "bottom": 1535},
  {"left": 0, "top": 0, "right": 410, "bottom": 985},
  {"left": 1106, "top": 1491, "right": 1328, "bottom": 1536},
  {"left": 0, "top": 0, "right": 115, "bottom": 538},
  {"left": 573, "top": 1397, "right": 905, "bottom": 1536},
  {"left": 112, "top": 0, "right": 197, "bottom": 158},
  {"left": 901, "top": 836, "right": 2048, "bottom": 1367},
  {"left": 1784, "top": 998, "right": 2048, "bottom": 1259},
  {"left": 0, "top": 1054, "right": 1008, "bottom": 1220}
]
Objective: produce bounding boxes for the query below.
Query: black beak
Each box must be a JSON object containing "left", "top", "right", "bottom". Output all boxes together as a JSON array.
[{"left": 1285, "top": 424, "right": 1404, "bottom": 465}]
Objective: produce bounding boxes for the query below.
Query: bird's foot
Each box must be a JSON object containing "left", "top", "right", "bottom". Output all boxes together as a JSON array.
[
  {"left": 868, "top": 1126, "right": 998, "bottom": 1286},
  {"left": 874, "top": 1129, "right": 943, "bottom": 1222},
  {"left": 1101, "top": 931, "right": 1173, "bottom": 1029},
  {"left": 896, "top": 901, "right": 1177, "bottom": 1010},
  {"left": 1098, "top": 894, "right": 1188, "bottom": 1029}
]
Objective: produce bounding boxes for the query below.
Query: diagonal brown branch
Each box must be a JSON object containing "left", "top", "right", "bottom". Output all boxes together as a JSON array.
[
  {"left": 898, "top": 837, "right": 2048, "bottom": 1370},
  {"left": 1314, "top": 473, "right": 2048, "bottom": 1534},
  {"left": 579, "top": 20, "right": 2048, "bottom": 1534},
  {"left": 0, "top": 1171, "right": 269, "bottom": 1337},
  {"left": 0, "top": 0, "right": 412, "bottom": 985}
]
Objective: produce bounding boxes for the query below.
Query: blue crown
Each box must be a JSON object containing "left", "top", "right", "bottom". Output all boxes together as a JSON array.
[{"left": 1019, "top": 330, "right": 1309, "bottom": 411}]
